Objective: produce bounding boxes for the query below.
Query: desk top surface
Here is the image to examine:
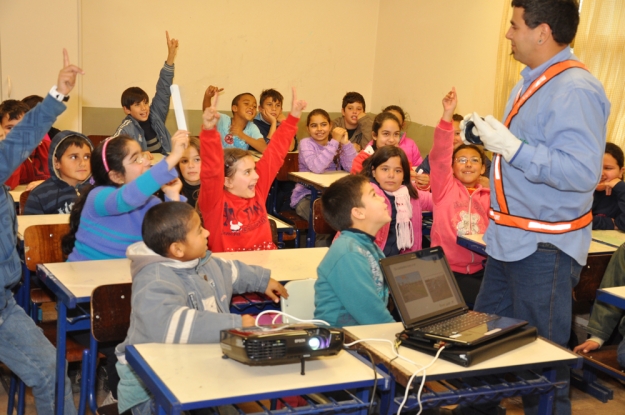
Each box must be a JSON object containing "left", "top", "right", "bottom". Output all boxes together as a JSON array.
[
  {"left": 128, "top": 343, "right": 378, "bottom": 406},
  {"left": 288, "top": 171, "right": 349, "bottom": 189},
  {"left": 598, "top": 286, "right": 625, "bottom": 302},
  {"left": 344, "top": 322, "right": 578, "bottom": 380},
  {"left": 40, "top": 248, "right": 327, "bottom": 301},
  {"left": 458, "top": 233, "right": 618, "bottom": 255},
  {"left": 17, "top": 214, "right": 70, "bottom": 240},
  {"left": 8, "top": 184, "right": 27, "bottom": 200}
]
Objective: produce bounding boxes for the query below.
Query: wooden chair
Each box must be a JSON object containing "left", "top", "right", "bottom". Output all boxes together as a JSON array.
[
  {"left": 273, "top": 153, "right": 307, "bottom": 247},
  {"left": 87, "top": 135, "right": 110, "bottom": 149},
  {"left": 18, "top": 190, "right": 31, "bottom": 215},
  {"left": 312, "top": 198, "right": 335, "bottom": 235},
  {"left": 81, "top": 283, "right": 132, "bottom": 415}
]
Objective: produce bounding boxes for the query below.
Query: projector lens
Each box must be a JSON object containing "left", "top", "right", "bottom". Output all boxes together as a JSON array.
[{"left": 308, "top": 337, "right": 321, "bottom": 350}]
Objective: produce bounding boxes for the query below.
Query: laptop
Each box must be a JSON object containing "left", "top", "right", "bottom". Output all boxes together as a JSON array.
[{"left": 380, "top": 247, "right": 527, "bottom": 347}]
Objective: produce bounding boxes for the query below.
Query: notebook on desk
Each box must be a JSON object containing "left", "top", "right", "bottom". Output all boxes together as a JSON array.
[{"left": 379, "top": 247, "right": 527, "bottom": 347}]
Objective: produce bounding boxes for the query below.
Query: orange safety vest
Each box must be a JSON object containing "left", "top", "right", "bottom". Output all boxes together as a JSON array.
[{"left": 490, "top": 60, "right": 593, "bottom": 234}]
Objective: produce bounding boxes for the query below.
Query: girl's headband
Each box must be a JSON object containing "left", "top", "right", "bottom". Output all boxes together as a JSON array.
[{"left": 102, "top": 136, "right": 115, "bottom": 173}]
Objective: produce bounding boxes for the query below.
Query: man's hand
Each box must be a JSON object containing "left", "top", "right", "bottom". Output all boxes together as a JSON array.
[
  {"left": 264, "top": 278, "right": 289, "bottom": 303},
  {"left": 165, "top": 31, "right": 179, "bottom": 66},
  {"left": 57, "top": 49, "right": 84, "bottom": 96},
  {"left": 600, "top": 178, "right": 621, "bottom": 196},
  {"left": 203, "top": 85, "right": 223, "bottom": 111},
  {"left": 472, "top": 113, "right": 522, "bottom": 162},
  {"left": 289, "top": 87, "right": 307, "bottom": 119},
  {"left": 202, "top": 92, "right": 221, "bottom": 130},
  {"left": 260, "top": 107, "right": 277, "bottom": 126},
  {"left": 441, "top": 87, "right": 457, "bottom": 122},
  {"left": 573, "top": 340, "right": 600, "bottom": 354},
  {"left": 331, "top": 127, "right": 349, "bottom": 144}
]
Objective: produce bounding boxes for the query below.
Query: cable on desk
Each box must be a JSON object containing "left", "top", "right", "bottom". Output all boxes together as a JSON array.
[
  {"left": 398, "top": 345, "right": 446, "bottom": 415},
  {"left": 345, "top": 338, "right": 421, "bottom": 368},
  {"left": 254, "top": 310, "right": 330, "bottom": 327}
]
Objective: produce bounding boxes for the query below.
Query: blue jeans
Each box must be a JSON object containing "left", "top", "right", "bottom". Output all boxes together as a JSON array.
[
  {"left": 0, "top": 295, "right": 76, "bottom": 415},
  {"left": 475, "top": 243, "right": 581, "bottom": 415}
]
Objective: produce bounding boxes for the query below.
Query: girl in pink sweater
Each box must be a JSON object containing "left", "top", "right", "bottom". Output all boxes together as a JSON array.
[{"left": 430, "top": 88, "right": 490, "bottom": 306}]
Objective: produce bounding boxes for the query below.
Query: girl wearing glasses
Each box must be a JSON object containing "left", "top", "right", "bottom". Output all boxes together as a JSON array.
[{"left": 429, "top": 88, "right": 490, "bottom": 306}]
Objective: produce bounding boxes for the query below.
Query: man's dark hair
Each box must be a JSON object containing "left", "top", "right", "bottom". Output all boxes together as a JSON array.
[
  {"left": 259, "top": 89, "right": 283, "bottom": 106},
  {"left": 321, "top": 175, "right": 368, "bottom": 231},
  {"left": 142, "top": 202, "right": 196, "bottom": 256},
  {"left": 55, "top": 135, "right": 92, "bottom": 161},
  {"left": 511, "top": 0, "right": 579, "bottom": 45},
  {"left": 121, "top": 87, "right": 149, "bottom": 109},
  {"left": 231, "top": 93, "right": 255, "bottom": 108},
  {"left": 341, "top": 92, "right": 366, "bottom": 111},
  {"left": 452, "top": 114, "right": 464, "bottom": 122},
  {"left": 0, "top": 100, "right": 29, "bottom": 121},
  {"left": 605, "top": 142, "right": 624, "bottom": 170}
]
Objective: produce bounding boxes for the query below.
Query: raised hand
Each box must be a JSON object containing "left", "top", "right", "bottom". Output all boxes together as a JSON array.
[
  {"left": 202, "top": 91, "right": 221, "bottom": 130},
  {"left": 166, "top": 31, "right": 179, "bottom": 65},
  {"left": 206, "top": 85, "right": 224, "bottom": 98},
  {"left": 161, "top": 177, "right": 183, "bottom": 201},
  {"left": 442, "top": 87, "right": 457, "bottom": 122},
  {"left": 289, "top": 87, "right": 307, "bottom": 119},
  {"left": 57, "top": 49, "right": 84, "bottom": 96},
  {"left": 331, "top": 127, "right": 349, "bottom": 144},
  {"left": 165, "top": 129, "right": 190, "bottom": 168}
]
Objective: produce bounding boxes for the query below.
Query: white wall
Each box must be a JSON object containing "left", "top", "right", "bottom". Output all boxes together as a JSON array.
[
  {"left": 0, "top": 0, "right": 81, "bottom": 130},
  {"left": 372, "top": 0, "right": 505, "bottom": 125}
]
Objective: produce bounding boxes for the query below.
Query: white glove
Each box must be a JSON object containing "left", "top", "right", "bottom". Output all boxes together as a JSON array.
[{"left": 471, "top": 112, "right": 522, "bottom": 162}]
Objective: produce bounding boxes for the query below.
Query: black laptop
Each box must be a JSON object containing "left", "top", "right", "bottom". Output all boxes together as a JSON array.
[{"left": 380, "top": 247, "right": 527, "bottom": 347}]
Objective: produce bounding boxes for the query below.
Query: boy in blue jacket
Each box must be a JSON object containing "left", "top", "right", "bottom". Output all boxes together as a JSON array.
[
  {"left": 0, "top": 49, "right": 82, "bottom": 415},
  {"left": 112, "top": 31, "right": 179, "bottom": 157},
  {"left": 115, "top": 202, "right": 288, "bottom": 414},
  {"left": 314, "top": 174, "right": 395, "bottom": 327}
]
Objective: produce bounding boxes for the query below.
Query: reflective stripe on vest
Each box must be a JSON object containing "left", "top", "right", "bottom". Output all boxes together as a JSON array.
[{"left": 490, "top": 60, "right": 590, "bottom": 234}]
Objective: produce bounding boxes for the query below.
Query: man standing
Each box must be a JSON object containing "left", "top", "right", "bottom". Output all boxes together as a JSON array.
[{"left": 467, "top": 0, "right": 610, "bottom": 413}]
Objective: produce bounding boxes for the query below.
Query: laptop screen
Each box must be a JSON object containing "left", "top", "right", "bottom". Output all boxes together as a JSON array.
[{"left": 381, "top": 247, "right": 466, "bottom": 327}]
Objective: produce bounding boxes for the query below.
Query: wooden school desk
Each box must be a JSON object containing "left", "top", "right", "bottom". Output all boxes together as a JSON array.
[
  {"left": 596, "top": 286, "right": 625, "bottom": 312},
  {"left": 344, "top": 322, "right": 580, "bottom": 414},
  {"left": 9, "top": 184, "right": 27, "bottom": 213},
  {"left": 17, "top": 213, "right": 69, "bottom": 240},
  {"left": 288, "top": 171, "right": 349, "bottom": 247},
  {"left": 38, "top": 248, "right": 327, "bottom": 415},
  {"left": 125, "top": 343, "right": 390, "bottom": 415}
]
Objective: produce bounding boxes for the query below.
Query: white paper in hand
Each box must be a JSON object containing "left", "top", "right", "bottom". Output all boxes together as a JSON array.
[{"left": 170, "top": 84, "right": 187, "bottom": 131}]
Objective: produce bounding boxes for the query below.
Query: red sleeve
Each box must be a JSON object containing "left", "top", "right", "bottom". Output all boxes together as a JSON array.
[
  {"left": 254, "top": 115, "right": 299, "bottom": 199},
  {"left": 5, "top": 166, "right": 21, "bottom": 190},
  {"left": 198, "top": 128, "right": 225, "bottom": 221},
  {"left": 350, "top": 151, "right": 369, "bottom": 174}
]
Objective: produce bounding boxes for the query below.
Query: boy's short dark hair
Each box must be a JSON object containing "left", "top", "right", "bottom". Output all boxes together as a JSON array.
[
  {"left": 231, "top": 93, "right": 255, "bottom": 108},
  {"left": 511, "top": 0, "right": 579, "bottom": 45},
  {"left": 121, "top": 87, "right": 149, "bottom": 109},
  {"left": 341, "top": 92, "right": 366, "bottom": 111},
  {"left": 321, "top": 175, "right": 368, "bottom": 232},
  {"left": 606, "top": 142, "right": 624, "bottom": 169},
  {"left": 452, "top": 114, "right": 464, "bottom": 122},
  {"left": 142, "top": 202, "right": 195, "bottom": 257},
  {"left": 55, "top": 135, "right": 92, "bottom": 161},
  {"left": 0, "top": 100, "right": 29, "bottom": 121},
  {"left": 259, "top": 89, "right": 283, "bottom": 106},
  {"left": 22, "top": 95, "right": 44, "bottom": 110}
]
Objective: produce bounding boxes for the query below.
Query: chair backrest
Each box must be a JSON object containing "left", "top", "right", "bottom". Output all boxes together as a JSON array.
[
  {"left": 268, "top": 217, "right": 279, "bottom": 246},
  {"left": 19, "top": 190, "right": 31, "bottom": 214},
  {"left": 276, "top": 152, "right": 299, "bottom": 181},
  {"left": 280, "top": 279, "right": 316, "bottom": 323},
  {"left": 87, "top": 135, "right": 109, "bottom": 149},
  {"left": 23, "top": 223, "right": 70, "bottom": 271},
  {"left": 91, "top": 283, "right": 132, "bottom": 343},
  {"left": 312, "top": 198, "right": 335, "bottom": 234}
]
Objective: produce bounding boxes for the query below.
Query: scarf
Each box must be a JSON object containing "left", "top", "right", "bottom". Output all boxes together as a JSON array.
[{"left": 385, "top": 185, "right": 413, "bottom": 250}]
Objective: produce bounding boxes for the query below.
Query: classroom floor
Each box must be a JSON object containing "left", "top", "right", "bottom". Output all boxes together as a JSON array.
[{"left": 1, "top": 363, "right": 624, "bottom": 415}]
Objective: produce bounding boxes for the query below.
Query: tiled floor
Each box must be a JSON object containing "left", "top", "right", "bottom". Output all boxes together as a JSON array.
[{"left": 1, "top": 363, "right": 624, "bottom": 414}]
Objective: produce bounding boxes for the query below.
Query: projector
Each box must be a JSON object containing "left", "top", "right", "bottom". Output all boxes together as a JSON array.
[{"left": 220, "top": 323, "right": 344, "bottom": 368}]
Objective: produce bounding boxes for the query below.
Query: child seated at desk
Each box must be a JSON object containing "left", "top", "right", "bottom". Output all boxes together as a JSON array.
[
  {"left": 592, "top": 142, "right": 625, "bottom": 231},
  {"left": 430, "top": 88, "right": 489, "bottom": 306},
  {"left": 360, "top": 146, "right": 433, "bottom": 256},
  {"left": 199, "top": 88, "right": 306, "bottom": 252},
  {"left": 574, "top": 243, "right": 625, "bottom": 367},
  {"left": 176, "top": 136, "right": 201, "bottom": 208},
  {"left": 314, "top": 174, "right": 395, "bottom": 327},
  {"left": 203, "top": 85, "right": 266, "bottom": 153},
  {"left": 23, "top": 131, "right": 93, "bottom": 214},
  {"left": 115, "top": 201, "right": 288, "bottom": 414},
  {"left": 254, "top": 88, "right": 297, "bottom": 151}
]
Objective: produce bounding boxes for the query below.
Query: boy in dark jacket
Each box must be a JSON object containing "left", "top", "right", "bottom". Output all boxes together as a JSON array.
[{"left": 23, "top": 131, "right": 93, "bottom": 214}]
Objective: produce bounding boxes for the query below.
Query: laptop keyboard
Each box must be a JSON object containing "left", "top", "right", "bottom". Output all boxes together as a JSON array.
[{"left": 420, "top": 311, "right": 498, "bottom": 336}]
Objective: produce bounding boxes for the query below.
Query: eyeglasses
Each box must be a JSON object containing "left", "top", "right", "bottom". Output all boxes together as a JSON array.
[
  {"left": 454, "top": 156, "right": 481, "bottom": 165},
  {"left": 124, "top": 155, "right": 146, "bottom": 166}
]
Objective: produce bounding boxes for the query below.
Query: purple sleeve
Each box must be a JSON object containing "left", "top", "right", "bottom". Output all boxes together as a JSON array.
[{"left": 299, "top": 138, "right": 341, "bottom": 173}]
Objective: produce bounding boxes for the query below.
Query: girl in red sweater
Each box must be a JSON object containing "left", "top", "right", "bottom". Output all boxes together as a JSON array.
[{"left": 199, "top": 88, "right": 307, "bottom": 252}]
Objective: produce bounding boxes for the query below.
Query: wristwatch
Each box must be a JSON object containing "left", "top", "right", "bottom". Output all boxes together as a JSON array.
[{"left": 49, "top": 86, "right": 70, "bottom": 102}]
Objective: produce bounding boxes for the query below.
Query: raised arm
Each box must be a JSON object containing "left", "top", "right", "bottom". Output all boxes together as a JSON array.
[
  {"left": 198, "top": 93, "right": 224, "bottom": 214},
  {"left": 202, "top": 85, "right": 224, "bottom": 111}
]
